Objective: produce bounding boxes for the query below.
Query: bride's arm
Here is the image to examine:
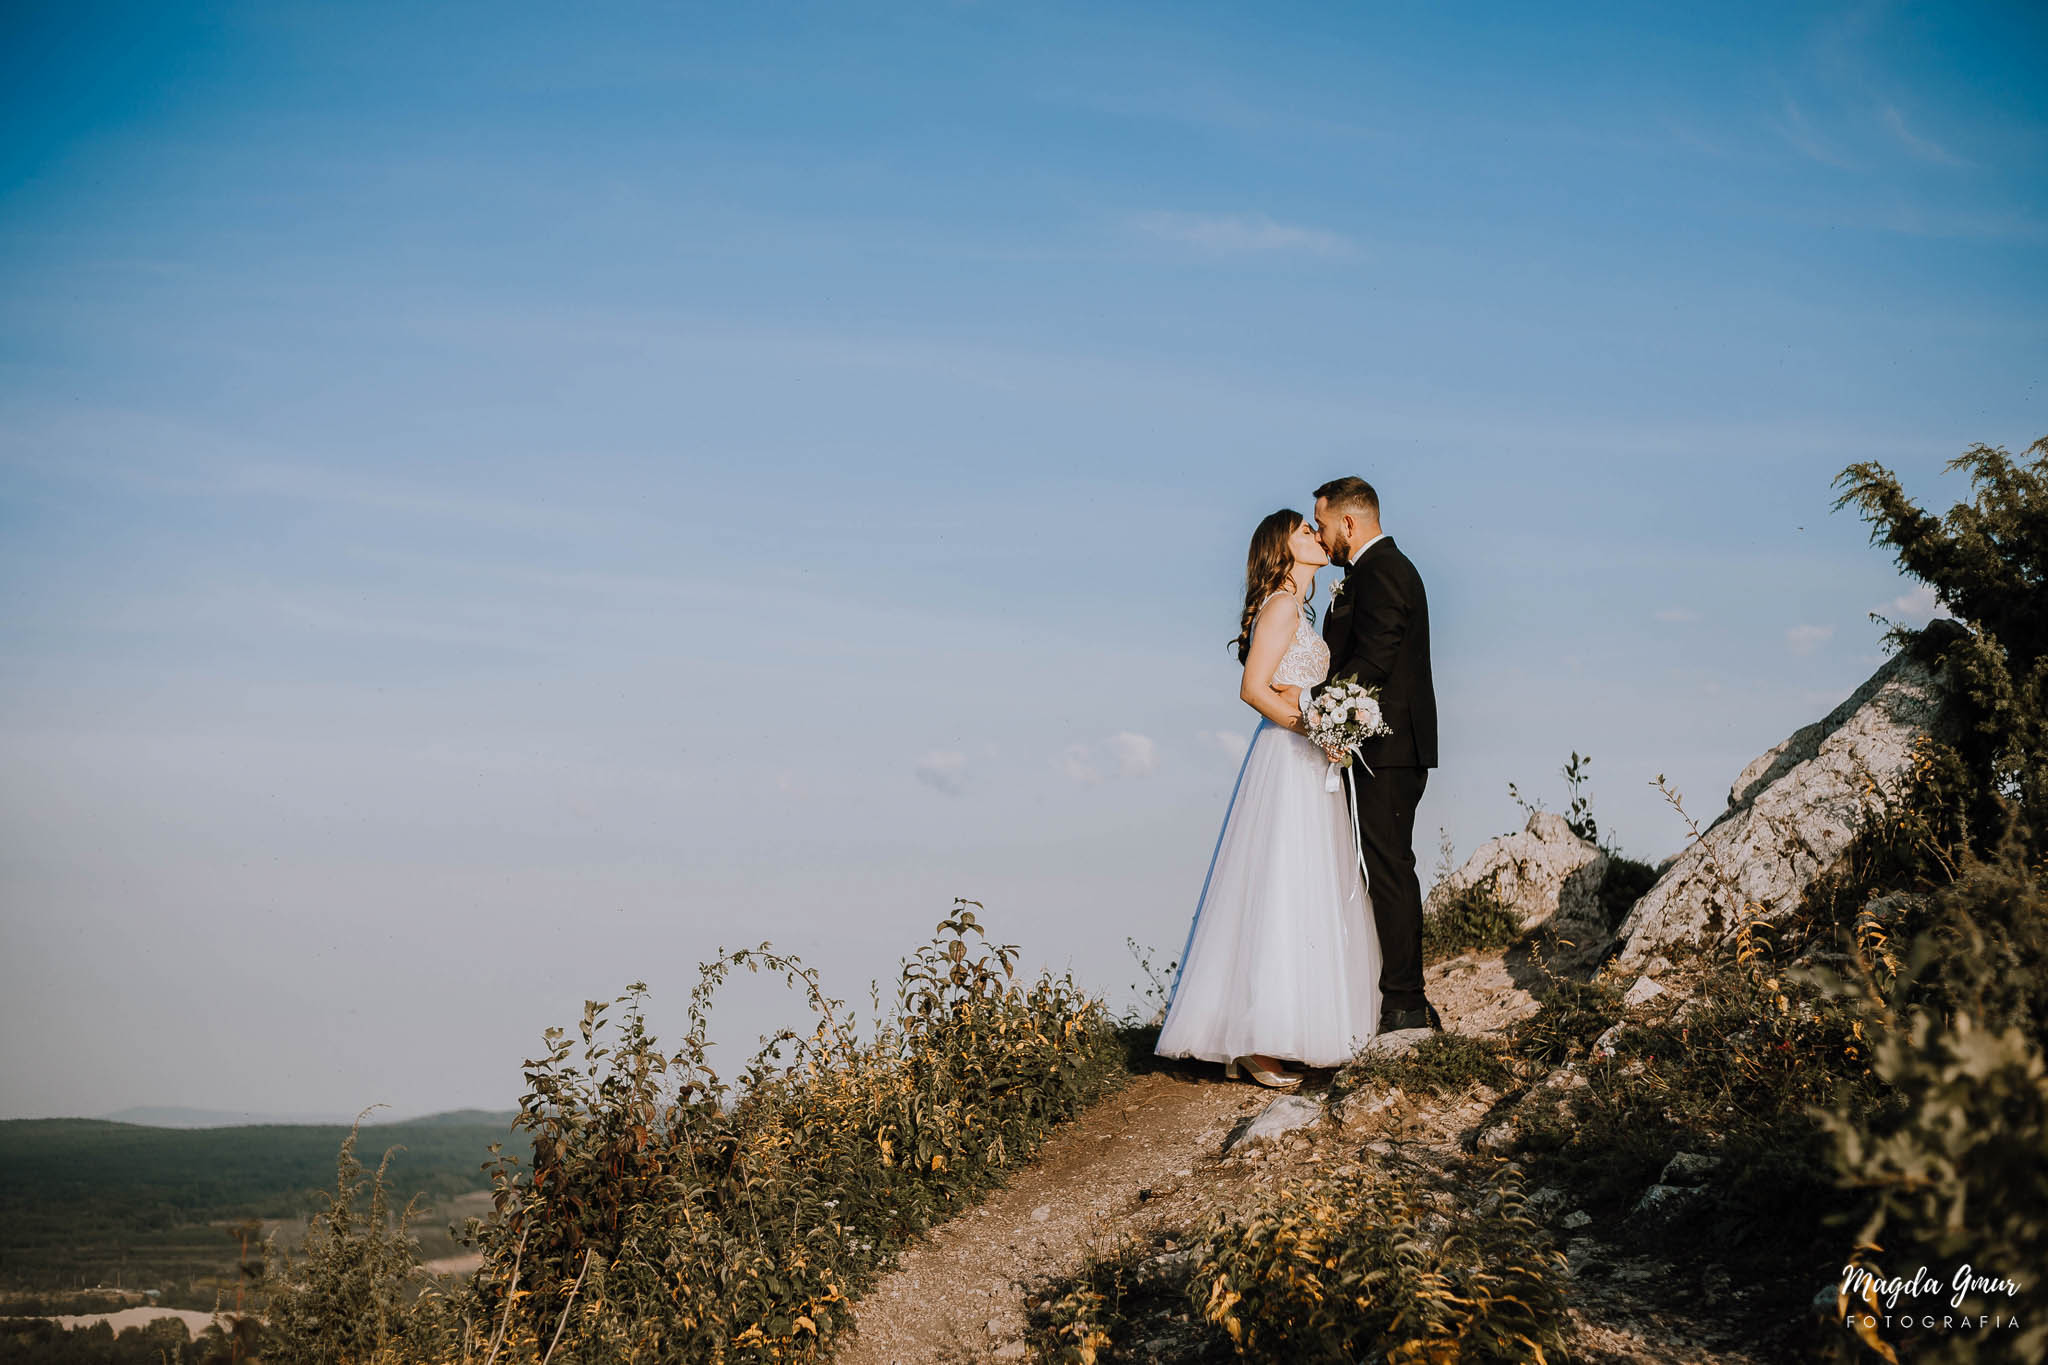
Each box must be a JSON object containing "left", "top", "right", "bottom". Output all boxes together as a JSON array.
[{"left": 1239, "top": 597, "right": 1308, "bottom": 732}]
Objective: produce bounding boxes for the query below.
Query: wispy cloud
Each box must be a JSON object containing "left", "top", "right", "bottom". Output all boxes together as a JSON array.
[
  {"left": 1057, "top": 732, "right": 1159, "bottom": 783},
  {"left": 1772, "top": 98, "right": 1855, "bottom": 170},
  {"left": 0, "top": 413, "right": 588, "bottom": 536},
  {"left": 914, "top": 750, "right": 969, "bottom": 796},
  {"left": 1130, "top": 212, "right": 1356, "bottom": 258},
  {"left": 1880, "top": 104, "right": 1971, "bottom": 167},
  {"left": 1199, "top": 729, "right": 1248, "bottom": 760},
  {"left": 1786, "top": 623, "right": 1835, "bottom": 655}
]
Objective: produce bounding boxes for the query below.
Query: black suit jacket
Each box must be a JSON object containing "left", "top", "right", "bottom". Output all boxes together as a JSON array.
[{"left": 1318, "top": 536, "right": 1438, "bottom": 769}]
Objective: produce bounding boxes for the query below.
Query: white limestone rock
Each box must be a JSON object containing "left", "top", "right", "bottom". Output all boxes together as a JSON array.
[
  {"left": 1427, "top": 811, "right": 1610, "bottom": 965},
  {"left": 1359, "top": 1026, "right": 1434, "bottom": 1056},
  {"left": 1615, "top": 625, "right": 1961, "bottom": 971},
  {"left": 1221, "top": 1095, "right": 1323, "bottom": 1154},
  {"left": 1622, "top": 976, "right": 1666, "bottom": 1009}
]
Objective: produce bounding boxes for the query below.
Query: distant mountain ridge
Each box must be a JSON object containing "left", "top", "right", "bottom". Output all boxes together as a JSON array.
[
  {"left": 96, "top": 1105, "right": 378, "bottom": 1128},
  {"left": 87, "top": 1105, "right": 519, "bottom": 1129}
]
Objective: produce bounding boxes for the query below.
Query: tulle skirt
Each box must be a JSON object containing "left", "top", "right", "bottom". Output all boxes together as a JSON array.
[{"left": 1155, "top": 718, "right": 1382, "bottom": 1067}]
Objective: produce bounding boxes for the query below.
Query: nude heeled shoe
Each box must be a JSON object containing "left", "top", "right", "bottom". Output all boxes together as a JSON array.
[{"left": 1226, "top": 1056, "right": 1301, "bottom": 1090}]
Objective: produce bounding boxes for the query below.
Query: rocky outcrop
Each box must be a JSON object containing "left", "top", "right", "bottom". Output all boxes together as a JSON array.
[
  {"left": 1426, "top": 811, "right": 1609, "bottom": 965},
  {"left": 1221, "top": 1095, "right": 1322, "bottom": 1155},
  {"left": 1613, "top": 623, "right": 1961, "bottom": 971}
]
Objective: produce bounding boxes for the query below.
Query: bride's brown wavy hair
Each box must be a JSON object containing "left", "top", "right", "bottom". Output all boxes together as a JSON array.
[{"left": 1231, "top": 508, "right": 1315, "bottom": 664}]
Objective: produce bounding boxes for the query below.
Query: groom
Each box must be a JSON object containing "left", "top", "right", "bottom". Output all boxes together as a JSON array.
[{"left": 1311, "top": 477, "right": 1442, "bottom": 1033}]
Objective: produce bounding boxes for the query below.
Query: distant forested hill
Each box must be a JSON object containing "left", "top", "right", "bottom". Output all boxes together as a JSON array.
[{"left": 0, "top": 1112, "right": 526, "bottom": 1294}]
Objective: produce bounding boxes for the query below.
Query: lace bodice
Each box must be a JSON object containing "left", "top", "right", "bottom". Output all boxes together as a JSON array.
[{"left": 1266, "top": 594, "right": 1330, "bottom": 687}]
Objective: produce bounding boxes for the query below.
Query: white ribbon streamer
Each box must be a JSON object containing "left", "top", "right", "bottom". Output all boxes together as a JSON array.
[{"left": 1340, "top": 751, "right": 1375, "bottom": 900}]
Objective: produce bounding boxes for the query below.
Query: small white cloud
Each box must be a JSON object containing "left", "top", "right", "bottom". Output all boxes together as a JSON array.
[
  {"left": 1057, "top": 743, "right": 1100, "bottom": 784},
  {"left": 1882, "top": 584, "right": 1952, "bottom": 623},
  {"left": 1200, "top": 729, "right": 1249, "bottom": 759},
  {"left": 1131, "top": 211, "right": 1355, "bottom": 257},
  {"left": 1786, "top": 624, "right": 1835, "bottom": 655},
  {"left": 1654, "top": 607, "right": 1700, "bottom": 623},
  {"left": 1107, "top": 731, "right": 1158, "bottom": 779},
  {"left": 914, "top": 750, "right": 969, "bottom": 796}
]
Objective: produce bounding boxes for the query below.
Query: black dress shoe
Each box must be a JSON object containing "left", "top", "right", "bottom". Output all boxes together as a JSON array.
[{"left": 1378, "top": 1001, "right": 1446, "bottom": 1033}]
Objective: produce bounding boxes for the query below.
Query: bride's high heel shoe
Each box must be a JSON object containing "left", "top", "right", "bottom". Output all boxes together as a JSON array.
[{"left": 1226, "top": 1056, "right": 1301, "bottom": 1090}]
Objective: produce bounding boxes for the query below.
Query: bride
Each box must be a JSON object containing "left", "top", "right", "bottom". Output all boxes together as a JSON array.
[{"left": 1154, "top": 509, "right": 1382, "bottom": 1088}]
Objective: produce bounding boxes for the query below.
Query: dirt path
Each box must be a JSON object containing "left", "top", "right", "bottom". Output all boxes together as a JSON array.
[
  {"left": 841, "top": 950, "right": 1776, "bottom": 1364},
  {"left": 838, "top": 1069, "right": 1257, "bottom": 1363}
]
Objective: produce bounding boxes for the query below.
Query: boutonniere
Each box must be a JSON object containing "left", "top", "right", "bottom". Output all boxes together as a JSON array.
[{"left": 1328, "top": 576, "right": 1350, "bottom": 608}]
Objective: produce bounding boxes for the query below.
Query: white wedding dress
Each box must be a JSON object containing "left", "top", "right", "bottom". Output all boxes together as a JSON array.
[{"left": 1154, "top": 596, "right": 1382, "bottom": 1067}]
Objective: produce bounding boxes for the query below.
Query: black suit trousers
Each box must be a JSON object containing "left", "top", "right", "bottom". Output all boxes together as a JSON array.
[{"left": 1350, "top": 764, "right": 1429, "bottom": 1012}]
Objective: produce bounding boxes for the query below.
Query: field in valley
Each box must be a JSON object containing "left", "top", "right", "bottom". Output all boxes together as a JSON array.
[{"left": 0, "top": 1111, "right": 523, "bottom": 1309}]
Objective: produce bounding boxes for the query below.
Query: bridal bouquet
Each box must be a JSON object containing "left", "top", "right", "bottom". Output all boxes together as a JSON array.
[{"left": 1302, "top": 677, "right": 1393, "bottom": 791}]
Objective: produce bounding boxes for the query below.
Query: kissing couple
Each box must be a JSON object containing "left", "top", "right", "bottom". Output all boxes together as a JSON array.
[{"left": 1155, "top": 477, "right": 1441, "bottom": 1090}]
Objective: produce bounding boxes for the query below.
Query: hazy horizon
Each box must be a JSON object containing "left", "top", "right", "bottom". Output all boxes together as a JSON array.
[{"left": 3, "top": 1, "right": 2043, "bottom": 1121}]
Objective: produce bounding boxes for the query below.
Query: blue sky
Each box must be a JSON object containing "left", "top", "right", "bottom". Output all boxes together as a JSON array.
[{"left": 2, "top": 1, "right": 2043, "bottom": 1120}]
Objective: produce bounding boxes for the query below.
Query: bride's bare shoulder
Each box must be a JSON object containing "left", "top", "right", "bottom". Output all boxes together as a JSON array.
[
  {"left": 1248, "top": 590, "right": 1302, "bottom": 644},
  {"left": 1256, "top": 588, "right": 1303, "bottom": 620}
]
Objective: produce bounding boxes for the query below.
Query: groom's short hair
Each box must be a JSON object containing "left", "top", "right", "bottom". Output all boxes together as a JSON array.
[{"left": 1314, "top": 476, "right": 1380, "bottom": 517}]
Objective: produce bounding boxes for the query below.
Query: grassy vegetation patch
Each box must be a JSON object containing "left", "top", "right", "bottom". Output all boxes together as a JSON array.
[
  {"left": 1421, "top": 871, "right": 1524, "bottom": 965},
  {"left": 1193, "top": 1161, "right": 1567, "bottom": 1364},
  {"left": 1031, "top": 1232, "right": 1233, "bottom": 1365},
  {"left": 1038, "top": 1163, "right": 1568, "bottom": 1365},
  {"left": 1336, "top": 1031, "right": 1513, "bottom": 1099},
  {"left": 1504, "top": 978, "right": 1621, "bottom": 1070}
]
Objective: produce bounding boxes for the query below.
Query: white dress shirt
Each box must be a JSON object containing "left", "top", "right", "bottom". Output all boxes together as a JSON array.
[{"left": 1348, "top": 530, "right": 1388, "bottom": 565}]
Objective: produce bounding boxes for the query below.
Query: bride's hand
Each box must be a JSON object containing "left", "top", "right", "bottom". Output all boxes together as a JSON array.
[{"left": 1323, "top": 745, "right": 1344, "bottom": 763}]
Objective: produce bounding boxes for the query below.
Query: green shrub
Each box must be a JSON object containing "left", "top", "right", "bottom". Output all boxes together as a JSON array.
[
  {"left": 1835, "top": 436, "right": 2048, "bottom": 860},
  {"left": 1422, "top": 871, "right": 1524, "bottom": 965},
  {"left": 1192, "top": 1162, "right": 1567, "bottom": 1364},
  {"left": 1596, "top": 852, "right": 1659, "bottom": 935},
  {"left": 1804, "top": 437, "right": 2048, "bottom": 1360},
  {"left": 260, "top": 1118, "right": 436, "bottom": 1365},
  {"left": 257, "top": 904, "right": 1128, "bottom": 1365},
  {"left": 1804, "top": 842, "right": 2048, "bottom": 1363},
  {"left": 1814, "top": 1003, "right": 2047, "bottom": 1363}
]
